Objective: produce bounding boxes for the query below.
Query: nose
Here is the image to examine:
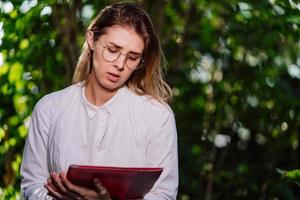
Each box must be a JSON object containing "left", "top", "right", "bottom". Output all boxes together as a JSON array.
[{"left": 114, "top": 54, "right": 127, "bottom": 70}]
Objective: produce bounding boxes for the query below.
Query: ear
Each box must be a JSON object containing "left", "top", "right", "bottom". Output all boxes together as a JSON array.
[{"left": 87, "top": 31, "right": 95, "bottom": 51}]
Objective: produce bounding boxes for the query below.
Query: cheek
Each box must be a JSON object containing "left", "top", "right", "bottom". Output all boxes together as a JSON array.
[
  {"left": 92, "top": 55, "right": 110, "bottom": 76},
  {"left": 123, "top": 70, "right": 134, "bottom": 80},
  {"left": 92, "top": 52, "right": 104, "bottom": 67}
]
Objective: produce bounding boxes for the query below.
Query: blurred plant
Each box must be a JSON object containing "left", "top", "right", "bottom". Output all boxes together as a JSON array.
[
  {"left": 1, "top": 0, "right": 300, "bottom": 199},
  {"left": 277, "top": 168, "right": 300, "bottom": 187}
]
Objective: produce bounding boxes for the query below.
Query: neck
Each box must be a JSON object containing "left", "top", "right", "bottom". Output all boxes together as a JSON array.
[{"left": 85, "top": 74, "right": 118, "bottom": 107}]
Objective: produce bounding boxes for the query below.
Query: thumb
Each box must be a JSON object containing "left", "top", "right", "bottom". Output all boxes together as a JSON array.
[{"left": 94, "top": 178, "right": 110, "bottom": 197}]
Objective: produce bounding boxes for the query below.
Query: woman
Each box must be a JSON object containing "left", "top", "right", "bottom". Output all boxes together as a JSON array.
[{"left": 21, "top": 2, "right": 178, "bottom": 200}]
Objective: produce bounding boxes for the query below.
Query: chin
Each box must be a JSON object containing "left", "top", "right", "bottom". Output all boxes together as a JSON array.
[
  {"left": 96, "top": 76, "right": 125, "bottom": 92},
  {"left": 102, "top": 82, "right": 123, "bottom": 92}
]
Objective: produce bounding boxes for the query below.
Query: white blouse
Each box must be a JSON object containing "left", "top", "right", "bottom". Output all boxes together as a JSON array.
[{"left": 20, "top": 83, "right": 178, "bottom": 200}]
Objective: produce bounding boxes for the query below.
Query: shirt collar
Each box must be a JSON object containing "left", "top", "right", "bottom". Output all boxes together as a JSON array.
[
  {"left": 103, "top": 85, "right": 127, "bottom": 114},
  {"left": 80, "top": 84, "right": 127, "bottom": 119}
]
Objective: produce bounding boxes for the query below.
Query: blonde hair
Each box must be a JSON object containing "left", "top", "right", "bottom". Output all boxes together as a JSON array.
[{"left": 72, "top": 2, "right": 172, "bottom": 103}]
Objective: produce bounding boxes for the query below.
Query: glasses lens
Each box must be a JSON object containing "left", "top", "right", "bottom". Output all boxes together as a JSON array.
[
  {"left": 102, "top": 46, "right": 120, "bottom": 62},
  {"left": 101, "top": 44, "right": 143, "bottom": 70},
  {"left": 126, "top": 57, "right": 142, "bottom": 70}
]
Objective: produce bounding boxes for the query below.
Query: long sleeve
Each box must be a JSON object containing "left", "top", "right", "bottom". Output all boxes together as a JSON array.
[
  {"left": 144, "top": 108, "right": 178, "bottom": 200},
  {"left": 20, "top": 96, "right": 54, "bottom": 200}
]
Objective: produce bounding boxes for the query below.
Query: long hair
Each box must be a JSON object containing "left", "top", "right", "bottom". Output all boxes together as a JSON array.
[{"left": 72, "top": 2, "right": 172, "bottom": 103}]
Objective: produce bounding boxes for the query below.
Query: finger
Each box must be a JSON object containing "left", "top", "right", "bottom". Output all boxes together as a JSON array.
[
  {"left": 94, "top": 178, "right": 106, "bottom": 195},
  {"left": 46, "top": 183, "right": 79, "bottom": 200},
  {"left": 48, "top": 174, "right": 69, "bottom": 199},
  {"left": 51, "top": 173, "right": 69, "bottom": 194},
  {"left": 60, "top": 172, "right": 98, "bottom": 198},
  {"left": 47, "top": 177, "right": 59, "bottom": 192},
  {"left": 58, "top": 173, "right": 81, "bottom": 199},
  {"left": 94, "top": 178, "right": 110, "bottom": 198},
  {"left": 45, "top": 184, "right": 65, "bottom": 199},
  {"left": 50, "top": 173, "right": 81, "bottom": 200}
]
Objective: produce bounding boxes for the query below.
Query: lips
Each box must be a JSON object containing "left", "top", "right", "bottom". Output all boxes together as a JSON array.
[{"left": 107, "top": 72, "right": 120, "bottom": 83}]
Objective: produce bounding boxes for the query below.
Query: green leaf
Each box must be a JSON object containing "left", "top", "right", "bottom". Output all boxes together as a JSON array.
[{"left": 8, "top": 63, "right": 23, "bottom": 83}]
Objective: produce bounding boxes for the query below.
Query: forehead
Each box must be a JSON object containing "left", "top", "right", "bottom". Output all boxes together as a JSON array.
[{"left": 100, "top": 25, "right": 145, "bottom": 53}]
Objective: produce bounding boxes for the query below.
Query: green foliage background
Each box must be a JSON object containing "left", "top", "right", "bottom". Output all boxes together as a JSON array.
[{"left": 0, "top": 0, "right": 300, "bottom": 199}]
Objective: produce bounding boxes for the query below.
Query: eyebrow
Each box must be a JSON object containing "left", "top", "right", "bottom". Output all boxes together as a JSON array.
[{"left": 108, "top": 42, "right": 143, "bottom": 56}]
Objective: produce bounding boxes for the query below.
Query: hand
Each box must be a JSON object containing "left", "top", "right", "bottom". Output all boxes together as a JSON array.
[{"left": 45, "top": 172, "right": 111, "bottom": 200}]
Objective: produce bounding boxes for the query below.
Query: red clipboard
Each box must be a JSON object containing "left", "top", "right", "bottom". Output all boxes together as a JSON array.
[{"left": 66, "top": 164, "right": 163, "bottom": 199}]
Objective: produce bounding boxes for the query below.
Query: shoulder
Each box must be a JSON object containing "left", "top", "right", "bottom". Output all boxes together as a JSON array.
[
  {"left": 34, "top": 83, "right": 81, "bottom": 114},
  {"left": 126, "top": 87, "right": 174, "bottom": 119}
]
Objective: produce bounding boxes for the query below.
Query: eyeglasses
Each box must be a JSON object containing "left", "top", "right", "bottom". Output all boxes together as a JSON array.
[{"left": 97, "top": 40, "right": 144, "bottom": 70}]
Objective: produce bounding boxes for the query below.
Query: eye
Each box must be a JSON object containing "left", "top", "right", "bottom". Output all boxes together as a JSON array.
[
  {"left": 128, "top": 55, "right": 141, "bottom": 61},
  {"left": 129, "top": 57, "right": 138, "bottom": 61},
  {"left": 107, "top": 46, "right": 119, "bottom": 53}
]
